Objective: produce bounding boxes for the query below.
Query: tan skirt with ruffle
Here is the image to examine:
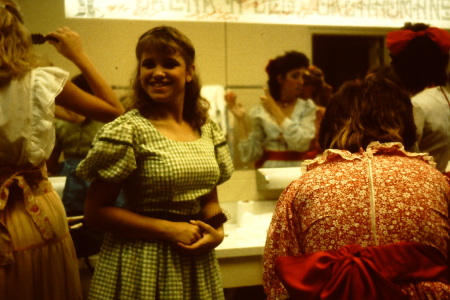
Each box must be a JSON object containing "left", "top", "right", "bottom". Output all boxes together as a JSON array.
[{"left": 0, "top": 167, "right": 82, "bottom": 300}]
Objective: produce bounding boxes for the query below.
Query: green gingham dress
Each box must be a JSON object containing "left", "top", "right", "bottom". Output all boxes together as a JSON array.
[{"left": 76, "top": 109, "right": 234, "bottom": 300}]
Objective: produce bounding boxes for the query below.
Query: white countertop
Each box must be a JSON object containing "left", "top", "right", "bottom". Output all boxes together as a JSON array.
[
  {"left": 215, "top": 203, "right": 274, "bottom": 288},
  {"left": 216, "top": 201, "right": 275, "bottom": 259},
  {"left": 216, "top": 224, "right": 267, "bottom": 258}
]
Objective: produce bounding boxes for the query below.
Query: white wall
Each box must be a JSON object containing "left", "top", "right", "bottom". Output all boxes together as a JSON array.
[{"left": 17, "top": 0, "right": 318, "bottom": 89}]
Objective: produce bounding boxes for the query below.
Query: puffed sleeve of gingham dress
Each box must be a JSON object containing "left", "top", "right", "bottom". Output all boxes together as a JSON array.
[
  {"left": 76, "top": 114, "right": 136, "bottom": 183},
  {"left": 209, "top": 120, "right": 234, "bottom": 185}
]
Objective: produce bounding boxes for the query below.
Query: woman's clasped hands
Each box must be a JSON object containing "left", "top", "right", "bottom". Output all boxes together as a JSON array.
[{"left": 170, "top": 220, "right": 224, "bottom": 255}]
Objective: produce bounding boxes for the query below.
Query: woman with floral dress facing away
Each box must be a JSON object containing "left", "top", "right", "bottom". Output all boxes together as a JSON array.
[
  {"left": 77, "top": 26, "right": 234, "bottom": 299},
  {"left": 263, "top": 75, "right": 450, "bottom": 300}
]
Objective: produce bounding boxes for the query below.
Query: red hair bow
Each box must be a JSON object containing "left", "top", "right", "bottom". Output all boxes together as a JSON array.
[{"left": 386, "top": 27, "right": 450, "bottom": 56}]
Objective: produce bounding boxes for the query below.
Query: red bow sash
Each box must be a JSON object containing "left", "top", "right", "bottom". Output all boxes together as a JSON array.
[
  {"left": 275, "top": 242, "right": 449, "bottom": 300},
  {"left": 386, "top": 27, "right": 450, "bottom": 56}
]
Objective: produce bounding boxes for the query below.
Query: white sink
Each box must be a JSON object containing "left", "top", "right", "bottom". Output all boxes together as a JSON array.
[
  {"left": 217, "top": 200, "right": 276, "bottom": 288},
  {"left": 256, "top": 167, "right": 302, "bottom": 199},
  {"left": 216, "top": 200, "right": 276, "bottom": 258}
]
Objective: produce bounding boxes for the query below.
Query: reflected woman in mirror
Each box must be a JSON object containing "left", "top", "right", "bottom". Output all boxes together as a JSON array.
[
  {"left": 225, "top": 51, "right": 317, "bottom": 168},
  {"left": 299, "top": 65, "right": 332, "bottom": 108},
  {"left": 263, "top": 75, "right": 450, "bottom": 300},
  {"left": 298, "top": 65, "right": 333, "bottom": 153}
]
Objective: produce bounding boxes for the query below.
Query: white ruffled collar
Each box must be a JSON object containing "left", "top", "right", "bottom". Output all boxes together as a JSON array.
[{"left": 301, "top": 142, "right": 435, "bottom": 173}]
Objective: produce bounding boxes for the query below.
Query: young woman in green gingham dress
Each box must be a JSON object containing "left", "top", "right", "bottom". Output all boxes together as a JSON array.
[
  {"left": 77, "top": 110, "right": 233, "bottom": 299},
  {"left": 76, "top": 26, "right": 234, "bottom": 299}
]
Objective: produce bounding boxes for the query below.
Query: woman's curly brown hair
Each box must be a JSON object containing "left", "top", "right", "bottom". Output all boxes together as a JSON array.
[
  {"left": 319, "top": 75, "right": 416, "bottom": 152},
  {"left": 128, "top": 26, "right": 210, "bottom": 130}
]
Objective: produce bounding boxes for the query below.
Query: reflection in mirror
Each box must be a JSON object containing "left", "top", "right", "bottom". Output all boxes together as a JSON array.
[
  {"left": 225, "top": 86, "right": 264, "bottom": 170},
  {"left": 227, "top": 35, "right": 388, "bottom": 170},
  {"left": 255, "top": 167, "right": 302, "bottom": 200},
  {"left": 225, "top": 51, "right": 320, "bottom": 170},
  {"left": 313, "top": 34, "right": 386, "bottom": 92}
]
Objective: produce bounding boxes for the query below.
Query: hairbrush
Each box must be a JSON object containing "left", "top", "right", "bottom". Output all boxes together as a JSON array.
[
  {"left": 203, "top": 209, "right": 230, "bottom": 229},
  {"left": 31, "top": 33, "right": 59, "bottom": 45}
]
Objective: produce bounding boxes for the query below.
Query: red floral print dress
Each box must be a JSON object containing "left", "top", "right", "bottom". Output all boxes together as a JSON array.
[{"left": 263, "top": 142, "right": 450, "bottom": 300}]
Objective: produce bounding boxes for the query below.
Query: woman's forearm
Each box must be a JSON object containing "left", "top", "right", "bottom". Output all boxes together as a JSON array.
[
  {"left": 84, "top": 180, "right": 202, "bottom": 244},
  {"left": 85, "top": 205, "right": 176, "bottom": 240},
  {"left": 71, "top": 53, "right": 124, "bottom": 115},
  {"left": 48, "top": 27, "right": 124, "bottom": 119},
  {"left": 199, "top": 187, "right": 222, "bottom": 219}
]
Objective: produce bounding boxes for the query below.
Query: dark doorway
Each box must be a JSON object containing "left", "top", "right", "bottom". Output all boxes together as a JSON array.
[{"left": 312, "top": 35, "right": 385, "bottom": 92}]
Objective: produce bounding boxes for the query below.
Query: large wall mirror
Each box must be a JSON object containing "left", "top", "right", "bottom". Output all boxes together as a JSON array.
[
  {"left": 227, "top": 32, "right": 388, "bottom": 170},
  {"left": 21, "top": 1, "right": 450, "bottom": 171}
]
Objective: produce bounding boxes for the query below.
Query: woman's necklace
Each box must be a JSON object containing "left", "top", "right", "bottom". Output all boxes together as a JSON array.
[{"left": 279, "top": 100, "right": 295, "bottom": 108}]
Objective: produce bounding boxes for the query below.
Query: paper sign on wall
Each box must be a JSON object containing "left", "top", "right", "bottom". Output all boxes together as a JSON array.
[{"left": 65, "top": 0, "right": 450, "bottom": 29}]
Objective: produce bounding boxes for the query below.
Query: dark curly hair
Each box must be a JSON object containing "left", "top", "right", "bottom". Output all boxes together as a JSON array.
[
  {"left": 265, "top": 51, "right": 309, "bottom": 100},
  {"left": 389, "top": 23, "right": 449, "bottom": 95},
  {"left": 129, "top": 26, "right": 210, "bottom": 130}
]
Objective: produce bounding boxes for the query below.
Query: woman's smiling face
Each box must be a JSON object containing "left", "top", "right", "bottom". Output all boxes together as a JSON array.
[{"left": 139, "top": 51, "right": 194, "bottom": 104}]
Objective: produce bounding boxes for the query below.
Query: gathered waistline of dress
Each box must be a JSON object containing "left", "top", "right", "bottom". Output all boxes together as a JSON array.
[
  {"left": 0, "top": 164, "right": 57, "bottom": 266},
  {"left": 136, "top": 211, "right": 201, "bottom": 223}
]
